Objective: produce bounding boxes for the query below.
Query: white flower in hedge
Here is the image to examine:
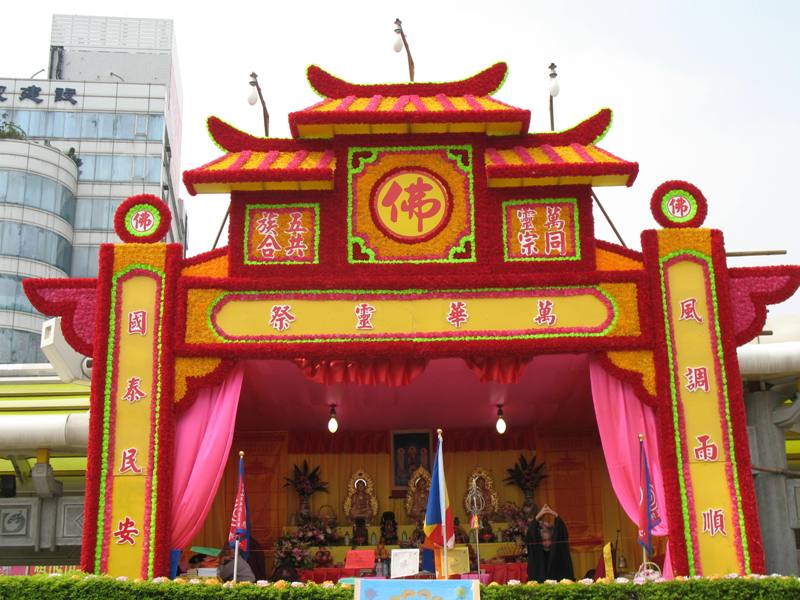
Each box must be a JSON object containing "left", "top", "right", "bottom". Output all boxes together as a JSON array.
[
  {"left": 321, "top": 581, "right": 335, "bottom": 588},
  {"left": 256, "top": 580, "right": 270, "bottom": 587},
  {"left": 291, "top": 581, "right": 305, "bottom": 587},
  {"left": 579, "top": 578, "right": 594, "bottom": 585},
  {"left": 222, "top": 581, "right": 235, "bottom": 588},
  {"left": 189, "top": 578, "right": 201, "bottom": 585},
  {"left": 507, "top": 579, "right": 521, "bottom": 586},
  {"left": 152, "top": 577, "right": 168, "bottom": 584},
  {"left": 48, "top": 573, "right": 62, "bottom": 577},
  {"left": 115, "top": 576, "right": 129, "bottom": 582},
  {"left": 725, "top": 573, "right": 739, "bottom": 579},
  {"left": 544, "top": 579, "right": 557, "bottom": 585},
  {"left": 653, "top": 577, "right": 666, "bottom": 583},
  {"left": 614, "top": 577, "right": 629, "bottom": 584}
]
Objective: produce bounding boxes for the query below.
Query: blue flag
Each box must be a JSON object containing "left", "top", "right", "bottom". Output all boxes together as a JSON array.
[
  {"left": 637, "top": 438, "right": 661, "bottom": 556},
  {"left": 228, "top": 453, "right": 251, "bottom": 558}
]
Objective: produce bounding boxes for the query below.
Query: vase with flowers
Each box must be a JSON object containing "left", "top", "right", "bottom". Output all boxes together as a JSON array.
[{"left": 284, "top": 460, "right": 328, "bottom": 523}]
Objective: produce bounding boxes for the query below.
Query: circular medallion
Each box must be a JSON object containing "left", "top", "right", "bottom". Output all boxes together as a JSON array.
[
  {"left": 114, "top": 194, "right": 172, "bottom": 243},
  {"left": 371, "top": 168, "right": 452, "bottom": 243},
  {"left": 650, "top": 180, "right": 707, "bottom": 228}
]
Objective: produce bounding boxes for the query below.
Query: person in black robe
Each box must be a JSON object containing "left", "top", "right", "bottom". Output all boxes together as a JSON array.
[{"left": 526, "top": 505, "right": 574, "bottom": 582}]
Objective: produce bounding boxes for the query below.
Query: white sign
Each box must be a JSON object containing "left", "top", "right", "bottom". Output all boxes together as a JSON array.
[{"left": 390, "top": 548, "right": 419, "bottom": 579}]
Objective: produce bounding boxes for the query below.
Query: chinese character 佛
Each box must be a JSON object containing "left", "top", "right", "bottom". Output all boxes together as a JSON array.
[
  {"left": 693, "top": 435, "right": 719, "bottom": 462},
  {"left": 447, "top": 301, "right": 469, "bottom": 328},
  {"left": 701, "top": 508, "right": 726, "bottom": 537},
  {"left": 381, "top": 177, "right": 442, "bottom": 233},
  {"left": 127, "top": 310, "right": 147, "bottom": 335},
  {"left": 354, "top": 303, "right": 376, "bottom": 330},
  {"left": 667, "top": 195, "right": 692, "bottom": 219},
  {"left": 119, "top": 448, "right": 142, "bottom": 474},
  {"left": 131, "top": 209, "right": 154, "bottom": 233},
  {"left": 121, "top": 377, "right": 147, "bottom": 404},
  {"left": 54, "top": 87, "right": 78, "bottom": 105},
  {"left": 684, "top": 366, "right": 710, "bottom": 393},
  {"left": 679, "top": 298, "right": 703, "bottom": 323},
  {"left": 113, "top": 516, "right": 140, "bottom": 545},
  {"left": 534, "top": 299, "right": 557, "bottom": 326},
  {"left": 269, "top": 304, "right": 295, "bottom": 332}
]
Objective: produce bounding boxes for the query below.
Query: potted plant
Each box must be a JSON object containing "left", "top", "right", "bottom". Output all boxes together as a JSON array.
[
  {"left": 272, "top": 534, "right": 312, "bottom": 581},
  {"left": 504, "top": 454, "right": 546, "bottom": 515},
  {"left": 284, "top": 460, "right": 328, "bottom": 523}
]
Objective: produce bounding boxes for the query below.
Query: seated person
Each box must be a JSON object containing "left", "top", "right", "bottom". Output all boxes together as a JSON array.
[{"left": 216, "top": 544, "right": 256, "bottom": 583}]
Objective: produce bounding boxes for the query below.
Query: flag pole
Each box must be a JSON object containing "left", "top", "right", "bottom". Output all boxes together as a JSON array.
[
  {"left": 638, "top": 436, "right": 647, "bottom": 569},
  {"left": 233, "top": 450, "right": 244, "bottom": 583},
  {"left": 438, "top": 429, "right": 448, "bottom": 580}
]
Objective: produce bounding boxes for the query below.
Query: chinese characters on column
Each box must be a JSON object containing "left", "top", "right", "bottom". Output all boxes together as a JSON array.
[
  {"left": 679, "top": 298, "right": 703, "bottom": 323},
  {"left": 701, "top": 508, "right": 726, "bottom": 536},
  {"left": 693, "top": 435, "right": 719, "bottom": 461},
  {"left": 447, "top": 301, "right": 469, "bottom": 328},
  {"left": 534, "top": 299, "right": 557, "bottom": 326},
  {"left": 354, "top": 303, "right": 376, "bottom": 330},
  {"left": 113, "top": 516, "right": 140, "bottom": 545},
  {"left": 516, "top": 207, "right": 539, "bottom": 256},
  {"left": 684, "top": 367, "right": 710, "bottom": 393},
  {"left": 127, "top": 310, "right": 147, "bottom": 335},
  {"left": 269, "top": 305, "right": 295, "bottom": 332},
  {"left": 121, "top": 377, "right": 147, "bottom": 403},
  {"left": 119, "top": 448, "right": 142, "bottom": 474}
]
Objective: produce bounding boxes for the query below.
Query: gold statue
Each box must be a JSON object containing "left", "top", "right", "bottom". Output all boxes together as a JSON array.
[
  {"left": 343, "top": 469, "right": 379, "bottom": 525},
  {"left": 463, "top": 467, "right": 499, "bottom": 519},
  {"left": 404, "top": 466, "right": 431, "bottom": 520}
]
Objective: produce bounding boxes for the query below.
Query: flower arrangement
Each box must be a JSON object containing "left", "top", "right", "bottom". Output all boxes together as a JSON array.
[
  {"left": 284, "top": 461, "right": 328, "bottom": 497},
  {"left": 504, "top": 454, "right": 546, "bottom": 511},
  {"left": 497, "top": 501, "right": 530, "bottom": 542},
  {"left": 273, "top": 535, "right": 313, "bottom": 571}
]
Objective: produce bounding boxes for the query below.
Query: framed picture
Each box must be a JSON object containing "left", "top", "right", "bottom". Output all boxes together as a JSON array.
[{"left": 390, "top": 430, "right": 432, "bottom": 497}]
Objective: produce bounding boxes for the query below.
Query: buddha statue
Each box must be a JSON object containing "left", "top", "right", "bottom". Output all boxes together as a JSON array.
[
  {"left": 380, "top": 511, "right": 398, "bottom": 545},
  {"left": 344, "top": 470, "right": 379, "bottom": 525},
  {"left": 404, "top": 466, "right": 431, "bottom": 521}
]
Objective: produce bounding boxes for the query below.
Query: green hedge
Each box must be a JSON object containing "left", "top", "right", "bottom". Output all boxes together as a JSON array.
[{"left": 0, "top": 576, "right": 799, "bottom": 600}]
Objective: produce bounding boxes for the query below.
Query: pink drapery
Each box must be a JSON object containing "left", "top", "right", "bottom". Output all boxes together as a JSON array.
[
  {"left": 170, "top": 365, "right": 244, "bottom": 550},
  {"left": 294, "top": 357, "right": 427, "bottom": 386},
  {"left": 589, "top": 360, "right": 673, "bottom": 577}
]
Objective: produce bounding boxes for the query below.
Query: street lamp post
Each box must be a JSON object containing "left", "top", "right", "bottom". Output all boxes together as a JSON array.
[
  {"left": 248, "top": 72, "right": 270, "bottom": 137},
  {"left": 548, "top": 63, "right": 559, "bottom": 131},
  {"left": 393, "top": 19, "right": 415, "bottom": 82}
]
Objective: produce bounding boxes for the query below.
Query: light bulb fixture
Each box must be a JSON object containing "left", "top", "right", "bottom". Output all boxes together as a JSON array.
[
  {"left": 495, "top": 405, "right": 507, "bottom": 434},
  {"left": 327, "top": 405, "right": 339, "bottom": 433},
  {"left": 393, "top": 33, "right": 404, "bottom": 53},
  {"left": 247, "top": 87, "right": 258, "bottom": 106},
  {"left": 548, "top": 62, "right": 559, "bottom": 97}
]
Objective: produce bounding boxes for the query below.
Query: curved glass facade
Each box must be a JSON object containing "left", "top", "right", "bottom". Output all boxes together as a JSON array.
[
  {"left": 6, "top": 110, "right": 164, "bottom": 141},
  {"left": 0, "top": 170, "right": 76, "bottom": 222},
  {"left": 0, "top": 328, "right": 45, "bottom": 364},
  {"left": 0, "top": 274, "right": 37, "bottom": 314},
  {"left": 0, "top": 221, "right": 72, "bottom": 273}
]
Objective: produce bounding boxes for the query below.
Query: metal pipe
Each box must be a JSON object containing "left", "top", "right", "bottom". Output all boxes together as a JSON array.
[
  {"left": 725, "top": 250, "right": 787, "bottom": 257},
  {"left": 591, "top": 191, "right": 627, "bottom": 248}
]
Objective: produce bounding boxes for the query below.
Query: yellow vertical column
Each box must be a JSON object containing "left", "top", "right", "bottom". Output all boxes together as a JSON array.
[{"left": 654, "top": 229, "right": 747, "bottom": 575}]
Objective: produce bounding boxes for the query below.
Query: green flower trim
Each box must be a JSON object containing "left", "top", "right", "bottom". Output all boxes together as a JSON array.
[
  {"left": 501, "top": 198, "right": 582, "bottom": 262},
  {"left": 346, "top": 145, "right": 475, "bottom": 264},
  {"left": 243, "top": 203, "right": 320, "bottom": 265},
  {"left": 661, "top": 190, "right": 698, "bottom": 224},
  {"left": 124, "top": 205, "right": 161, "bottom": 238}
]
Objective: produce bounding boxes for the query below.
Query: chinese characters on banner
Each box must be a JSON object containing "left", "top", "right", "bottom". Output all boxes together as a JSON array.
[
  {"left": 247, "top": 206, "right": 317, "bottom": 264},
  {"left": 504, "top": 200, "right": 577, "bottom": 260},
  {"left": 113, "top": 516, "right": 140, "bottom": 545},
  {"left": 702, "top": 508, "right": 726, "bottom": 537}
]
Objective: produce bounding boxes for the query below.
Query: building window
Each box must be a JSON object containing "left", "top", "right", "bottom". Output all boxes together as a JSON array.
[
  {"left": 0, "top": 221, "right": 72, "bottom": 272},
  {"left": 78, "top": 155, "right": 162, "bottom": 183},
  {"left": 0, "top": 274, "right": 37, "bottom": 314},
  {"left": 0, "top": 328, "right": 46, "bottom": 364},
  {"left": 5, "top": 110, "right": 164, "bottom": 141},
  {"left": 70, "top": 245, "right": 100, "bottom": 278}
]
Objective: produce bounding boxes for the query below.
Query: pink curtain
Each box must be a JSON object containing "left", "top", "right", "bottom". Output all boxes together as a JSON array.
[
  {"left": 294, "top": 357, "right": 427, "bottom": 386},
  {"left": 589, "top": 360, "right": 672, "bottom": 577},
  {"left": 170, "top": 365, "right": 244, "bottom": 549}
]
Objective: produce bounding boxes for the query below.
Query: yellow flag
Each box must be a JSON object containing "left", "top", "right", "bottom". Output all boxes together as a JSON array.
[{"left": 603, "top": 542, "right": 614, "bottom": 579}]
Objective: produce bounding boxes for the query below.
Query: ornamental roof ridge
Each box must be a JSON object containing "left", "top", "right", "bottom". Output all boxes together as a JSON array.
[
  {"left": 306, "top": 62, "right": 509, "bottom": 99},
  {"left": 206, "top": 116, "right": 331, "bottom": 153}
]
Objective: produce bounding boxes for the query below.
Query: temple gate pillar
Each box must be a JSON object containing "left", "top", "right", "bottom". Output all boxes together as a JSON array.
[
  {"left": 79, "top": 197, "right": 180, "bottom": 579},
  {"left": 642, "top": 182, "right": 764, "bottom": 575}
]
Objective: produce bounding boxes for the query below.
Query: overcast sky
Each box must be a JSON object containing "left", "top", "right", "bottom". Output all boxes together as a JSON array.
[{"left": 4, "top": 1, "right": 799, "bottom": 315}]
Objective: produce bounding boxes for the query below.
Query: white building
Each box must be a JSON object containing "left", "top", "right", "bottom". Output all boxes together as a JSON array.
[{"left": 0, "top": 15, "right": 185, "bottom": 363}]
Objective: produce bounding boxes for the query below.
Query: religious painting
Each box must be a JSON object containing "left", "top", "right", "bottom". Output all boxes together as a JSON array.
[{"left": 391, "top": 430, "right": 432, "bottom": 496}]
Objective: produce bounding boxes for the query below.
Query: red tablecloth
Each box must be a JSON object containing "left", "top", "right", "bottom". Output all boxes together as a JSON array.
[
  {"left": 298, "top": 567, "right": 360, "bottom": 582},
  {"left": 299, "top": 563, "right": 527, "bottom": 584},
  {"left": 479, "top": 562, "right": 528, "bottom": 584}
]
